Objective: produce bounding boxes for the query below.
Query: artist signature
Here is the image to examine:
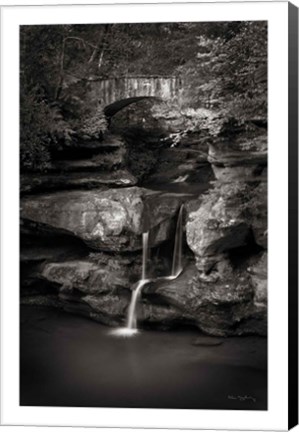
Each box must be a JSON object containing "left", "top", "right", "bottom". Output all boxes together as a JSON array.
[{"left": 228, "top": 395, "right": 256, "bottom": 403}]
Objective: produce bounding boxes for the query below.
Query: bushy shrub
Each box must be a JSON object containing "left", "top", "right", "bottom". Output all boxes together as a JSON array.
[
  {"left": 76, "top": 104, "right": 108, "bottom": 140},
  {"left": 20, "top": 85, "right": 74, "bottom": 171},
  {"left": 58, "top": 82, "right": 108, "bottom": 140}
]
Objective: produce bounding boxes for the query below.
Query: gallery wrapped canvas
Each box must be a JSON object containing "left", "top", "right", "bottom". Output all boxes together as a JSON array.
[{"left": 0, "top": 1, "right": 297, "bottom": 431}]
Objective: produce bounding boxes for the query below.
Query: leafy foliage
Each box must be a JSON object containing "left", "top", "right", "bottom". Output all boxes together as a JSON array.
[
  {"left": 121, "top": 127, "right": 166, "bottom": 180},
  {"left": 80, "top": 106, "right": 108, "bottom": 139},
  {"left": 180, "top": 22, "right": 267, "bottom": 122},
  {"left": 20, "top": 84, "right": 74, "bottom": 171}
]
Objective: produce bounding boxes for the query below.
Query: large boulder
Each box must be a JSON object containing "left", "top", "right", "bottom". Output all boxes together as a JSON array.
[
  {"left": 186, "top": 180, "right": 267, "bottom": 274},
  {"left": 20, "top": 230, "right": 90, "bottom": 294},
  {"left": 42, "top": 253, "right": 142, "bottom": 295},
  {"left": 82, "top": 292, "right": 193, "bottom": 328},
  {"left": 76, "top": 293, "right": 129, "bottom": 326},
  {"left": 186, "top": 181, "right": 253, "bottom": 275},
  {"left": 21, "top": 187, "right": 186, "bottom": 251},
  {"left": 46, "top": 290, "right": 194, "bottom": 329},
  {"left": 145, "top": 264, "right": 261, "bottom": 336}
]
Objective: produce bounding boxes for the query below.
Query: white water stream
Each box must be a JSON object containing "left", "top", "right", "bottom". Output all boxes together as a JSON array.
[{"left": 112, "top": 205, "right": 184, "bottom": 337}]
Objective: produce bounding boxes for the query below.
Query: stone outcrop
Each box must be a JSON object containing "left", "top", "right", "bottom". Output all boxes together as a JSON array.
[
  {"left": 20, "top": 106, "right": 267, "bottom": 337},
  {"left": 145, "top": 264, "right": 257, "bottom": 336},
  {"left": 23, "top": 258, "right": 196, "bottom": 329},
  {"left": 183, "top": 136, "right": 267, "bottom": 335},
  {"left": 207, "top": 133, "right": 267, "bottom": 181},
  {"left": 248, "top": 182, "right": 267, "bottom": 249},
  {"left": 39, "top": 289, "right": 194, "bottom": 329},
  {"left": 248, "top": 252, "right": 267, "bottom": 306},
  {"left": 20, "top": 154, "right": 267, "bottom": 336},
  {"left": 21, "top": 134, "right": 138, "bottom": 195},
  {"left": 147, "top": 148, "right": 214, "bottom": 185},
  {"left": 186, "top": 182, "right": 254, "bottom": 277},
  {"left": 247, "top": 251, "right": 267, "bottom": 335},
  {"left": 42, "top": 253, "right": 142, "bottom": 295},
  {"left": 208, "top": 148, "right": 267, "bottom": 183},
  {"left": 21, "top": 187, "right": 187, "bottom": 251},
  {"left": 21, "top": 170, "right": 137, "bottom": 195},
  {"left": 22, "top": 257, "right": 264, "bottom": 335}
]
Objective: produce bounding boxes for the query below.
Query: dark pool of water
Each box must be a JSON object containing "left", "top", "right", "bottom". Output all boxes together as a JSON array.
[{"left": 20, "top": 305, "right": 267, "bottom": 410}]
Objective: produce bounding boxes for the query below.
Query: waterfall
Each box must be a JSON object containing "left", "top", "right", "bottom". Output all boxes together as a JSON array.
[
  {"left": 111, "top": 232, "right": 150, "bottom": 336},
  {"left": 126, "top": 232, "right": 149, "bottom": 330},
  {"left": 141, "top": 231, "right": 149, "bottom": 280},
  {"left": 111, "top": 206, "right": 184, "bottom": 337},
  {"left": 171, "top": 205, "right": 184, "bottom": 277},
  {"left": 126, "top": 279, "right": 147, "bottom": 330}
]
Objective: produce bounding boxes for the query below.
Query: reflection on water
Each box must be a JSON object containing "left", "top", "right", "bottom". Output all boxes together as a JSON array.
[{"left": 20, "top": 305, "right": 267, "bottom": 410}]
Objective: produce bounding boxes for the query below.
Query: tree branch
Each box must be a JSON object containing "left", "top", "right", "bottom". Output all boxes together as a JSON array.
[{"left": 64, "top": 36, "right": 98, "bottom": 50}]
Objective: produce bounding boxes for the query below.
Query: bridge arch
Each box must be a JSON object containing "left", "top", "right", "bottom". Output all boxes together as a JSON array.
[{"left": 103, "top": 96, "right": 163, "bottom": 120}]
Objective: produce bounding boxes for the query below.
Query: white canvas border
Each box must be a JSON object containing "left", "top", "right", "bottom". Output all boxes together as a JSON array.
[{"left": 0, "top": 2, "right": 289, "bottom": 430}]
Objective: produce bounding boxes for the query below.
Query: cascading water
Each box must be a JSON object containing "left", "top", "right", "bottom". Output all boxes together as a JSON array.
[
  {"left": 159, "top": 204, "right": 184, "bottom": 282},
  {"left": 111, "top": 232, "right": 150, "bottom": 337},
  {"left": 141, "top": 231, "right": 149, "bottom": 280},
  {"left": 112, "top": 205, "right": 184, "bottom": 337},
  {"left": 126, "top": 232, "right": 149, "bottom": 330},
  {"left": 126, "top": 280, "right": 147, "bottom": 330},
  {"left": 171, "top": 204, "right": 184, "bottom": 277}
]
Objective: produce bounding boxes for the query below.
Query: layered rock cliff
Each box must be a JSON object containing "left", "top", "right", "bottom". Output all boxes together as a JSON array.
[{"left": 20, "top": 119, "right": 267, "bottom": 336}]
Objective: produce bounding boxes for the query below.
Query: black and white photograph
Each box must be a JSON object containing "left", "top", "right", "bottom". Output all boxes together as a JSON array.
[{"left": 19, "top": 19, "right": 269, "bottom": 411}]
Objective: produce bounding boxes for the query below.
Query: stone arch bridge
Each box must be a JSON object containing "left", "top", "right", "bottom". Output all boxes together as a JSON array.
[{"left": 97, "top": 75, "right": 183, "bottom": 106}]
